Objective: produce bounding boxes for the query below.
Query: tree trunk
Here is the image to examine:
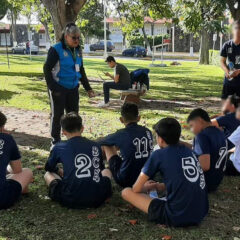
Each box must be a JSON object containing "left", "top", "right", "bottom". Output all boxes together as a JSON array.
[
  {"left": 42, "top": 21, "right": 51, "bottom": 43},
  {"left": 142, "top": 27, "right": 151, "bottom": 54},
  {"left": 41, "top": 0, "right": 87, "bottom": 41},
  {"left": 10, "top": 10, "right": 17, "bottom": 44},
  {"left": 199, "top": 28, "right": 209, "bottom": 65}
]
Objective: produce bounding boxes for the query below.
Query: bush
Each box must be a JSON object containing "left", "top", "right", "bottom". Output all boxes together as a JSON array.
[
  {"left": 127, "top": 33, "right": 170, "bottom": 48},
  {"left": 209, "top": 50, "right": 220, "bottom": 66}
]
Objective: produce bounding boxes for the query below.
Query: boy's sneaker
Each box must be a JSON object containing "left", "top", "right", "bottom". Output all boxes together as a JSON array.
[{"left": 97, "top": 102, "right": 109, "bottom": 108}]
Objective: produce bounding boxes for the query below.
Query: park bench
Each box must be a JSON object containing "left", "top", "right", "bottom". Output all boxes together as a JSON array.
[{"left": 120, "top": 89, "right": 147, "bottom": 104}]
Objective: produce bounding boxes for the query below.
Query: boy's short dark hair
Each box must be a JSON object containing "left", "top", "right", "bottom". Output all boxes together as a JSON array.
[
  {"left": 60, "top": 112, "right": 83, "bottom": 133},
  {"left": 228, "top": 94, "right": 240, "bottom": 109},
  {"left": 0, "top": 111, "right": 7, "bottom": 128},
  {"left": 187, "top": 108, "right": 211, "bottom": 123},
  {"left": 153, "top": 118, "right": 181, "bottom": 145},
  {"left": 121, "top": 103, "right": 139, "bottom": 122},
  {"left": 105, "top": 56, "right": 116, "bottom": 63}
]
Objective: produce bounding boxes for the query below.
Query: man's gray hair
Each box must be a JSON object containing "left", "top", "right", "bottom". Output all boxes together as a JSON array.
[{"left": 64, "top": 23, "right": 80, "bottom": 36}]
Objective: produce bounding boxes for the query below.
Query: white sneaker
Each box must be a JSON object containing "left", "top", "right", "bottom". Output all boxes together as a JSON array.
[{"left": 97, "top": 102, "right": 109, "bottom": 107}]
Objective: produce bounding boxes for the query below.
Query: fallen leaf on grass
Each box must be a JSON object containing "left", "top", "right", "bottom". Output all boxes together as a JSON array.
[
  {"left": 222, "top": 189, "right": 231, "bottom": 193},
  {"left": 35, "top": 165, "right": 44, "bottom": 170},
  {"left": 157, "top": 224, "right": 167, "bottom": 228},
  {"left": 127, "top": 204, "right": 134, "bottom": 209},
  {"left": 118, "top": 207, "right": 129, "bottom": 212},
  {"left": 129, "top": 219, "right": 137, "bottom": 225},
  {"left": 162, "top": 236, "right": 172, "bottom": 240},
  {"left": 87, "top": 214, "right": 97, "bottom": 220},
  {"left": 109, "top": 228, "right": 118, "bottom": 232},
  {"left": 233, "top": 226, "right": 240, "bottom": 232}
]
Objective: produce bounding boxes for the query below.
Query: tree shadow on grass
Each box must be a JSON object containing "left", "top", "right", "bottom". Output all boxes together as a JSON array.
[
  {"left": 10, "top": 131, "right": 51, "bottom": 151},
  {"left": 0, "top": 71, "right": 43, "bottom": 78},
  {"left": 0, "top": 89, "right": 19, "bottom": 101}
]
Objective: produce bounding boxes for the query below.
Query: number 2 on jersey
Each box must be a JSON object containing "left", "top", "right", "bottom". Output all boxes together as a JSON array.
[{"left": 75, "top": 154, "right": 92, "bottom": 178}]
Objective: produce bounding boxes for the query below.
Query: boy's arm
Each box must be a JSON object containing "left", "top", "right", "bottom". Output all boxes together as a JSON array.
[
  {"left": 132, "top": 172, "right": 149, "bottom": 193},
  {"left": 45, "top": 149, "right": 60, "bottom": 173},
  {"left": 194, "top": 134, "right": 211, "bottom": 172},
  {"left": 9, "top": 136, "right": 22, "bottom": 174},
  {"left": 10, "top": 160, "right": 22, "bottom": 174},
  {"left": 198, "top": 154, "right": 211, "bottom": 171},
  {"left": 211, "top": 118, "right": 220, "bottom": 128}
]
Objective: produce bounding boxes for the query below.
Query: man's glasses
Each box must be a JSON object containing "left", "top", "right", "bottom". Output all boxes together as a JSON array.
[{"left": 71, "top": 36, "right": 80, "bottom": 41}]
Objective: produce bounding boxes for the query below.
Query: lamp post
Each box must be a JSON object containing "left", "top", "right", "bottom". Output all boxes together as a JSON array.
[{"left": 103, "top": 0, "right": 107, "bottom": 59}]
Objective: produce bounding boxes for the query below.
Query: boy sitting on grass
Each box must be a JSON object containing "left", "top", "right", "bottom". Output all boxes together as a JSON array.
[
  {"left": 0, "top": 111, "right": 33, "bottom": 210},
  {"left": 187, "top": 109, "right": 228, "bottom": 192},
  {"left": 122, "top": 118, "right": 208, "bottom": 227},
  {"left": 225, "top": 107, "right": 240, "bottom": 176},
  {"left": 211, "top": 95, "right": 240, "bottom": 149},
  {"left": 44, "top": 112, "right": 112, "bottom": 209},
  {"left": 100, "top": 103, "right": 153, "bottom": 187}
]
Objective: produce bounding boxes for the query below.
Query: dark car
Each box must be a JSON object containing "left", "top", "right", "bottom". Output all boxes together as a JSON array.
[
  {"left": 122, "top": 46, "right": 147, "bottom": 57},
  {"left": 90, "top": 41, "right": 115, "bottom": 52}
]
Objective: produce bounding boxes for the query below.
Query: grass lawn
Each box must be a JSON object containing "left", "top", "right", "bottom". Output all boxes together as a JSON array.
[{"left": 0, "top": 55, "right": 239, "bottom": 240}]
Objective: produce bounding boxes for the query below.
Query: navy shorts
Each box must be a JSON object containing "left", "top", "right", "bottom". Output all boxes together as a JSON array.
[
  {"left": 221, "top": 82, "right": 240, "bottom": 99},
  {"left": 225, "top": 153, "right": 240, "bottom": 176},
  {"left": 0, "top": 179, "right": 22, "bottom": 210},
  {"left": 148, "top": 198, "right": 170, "bottom": 225},
  {"left": 49, "top": 177, "right": 112, "bottom": 209}
]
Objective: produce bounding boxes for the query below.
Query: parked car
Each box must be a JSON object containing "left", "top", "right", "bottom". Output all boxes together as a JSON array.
[
  {"left": 90, "top": 41, "right": 115, "bottom": 52},
  {"left": 12, "top": 43, "right": 39, "bottom": 55},
  {"left": 122, "top": 46, "right": 147, "bottom": 57}
]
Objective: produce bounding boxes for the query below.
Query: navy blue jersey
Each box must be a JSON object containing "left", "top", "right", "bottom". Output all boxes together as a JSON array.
[
  {"left": 216, "top": 113, "right": 240, "bottom": 149},
  {"left": 99, "top": 123, "right": 153, "bottom": 186},
  {"left": 46, "top": 136, "right": 106, "bottom": 199},
  {"left": 0, "top": 133, "right": 21, "bottom": 188},
  {"left": 142, "top": 144, "right": 208, "bottom": 227},
  {"left": 193, "top": 126, "right": 228, "bottom": 192},
  {"left": 220, "top": 40, "right": 240, "bottom": 85}
]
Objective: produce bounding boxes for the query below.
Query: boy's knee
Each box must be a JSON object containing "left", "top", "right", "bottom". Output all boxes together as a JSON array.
[
  {"left": 121, "top": 187, "right": 132, "bottom": 200},
  {"left": 44, "top": 171, "right": 50, "bottom": 180},
  {"left": 23, "top": 168, "right": 33, "bottom": 179}
]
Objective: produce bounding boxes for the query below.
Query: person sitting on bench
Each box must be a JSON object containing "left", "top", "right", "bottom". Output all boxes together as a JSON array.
[{"left": 98, "top": 56, "right": 131, "bottom": 107}]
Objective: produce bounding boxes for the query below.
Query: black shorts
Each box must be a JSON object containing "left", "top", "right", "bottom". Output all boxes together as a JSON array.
[
  {"left": 0, "top": 179, "right": 22, "bottom": 210},
  {"left": 221, "top": 83, "right": 240, "bottom": 99},
  {"left": 148, "top": 198, "right": 170, "bottom": 225},
  {"left": 225, "top": 153, "right": 240, "bottom": 176},
  {"left": 49, "top": 177, "right": 112, "bottom": 209},
  {"left": 108, "top": 155, "right": 122, "bottom": 185}
]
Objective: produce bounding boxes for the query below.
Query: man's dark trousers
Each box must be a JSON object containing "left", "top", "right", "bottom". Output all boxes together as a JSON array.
[
  {"left": 103, "top": 81, "right": 129, "bottom": 103},
  {"left": 48, "top": 85, "right": 79, "bottom": 143}
]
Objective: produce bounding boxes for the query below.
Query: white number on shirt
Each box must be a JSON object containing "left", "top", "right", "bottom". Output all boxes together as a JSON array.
[
  {"left": 133, "top": 137, "right": 149, "bottom": 159},
  {"left": 182, "top": 156, "right": 200, "bottom": 183},
  {"left": 75, "top": 154, "right": 92, "bottom": 179},
  {"left": 0, "top": 139, "right": 4, "bottom": 155},
  {"left": 215, "top": 145, "right": 228, "bottom": 170}
]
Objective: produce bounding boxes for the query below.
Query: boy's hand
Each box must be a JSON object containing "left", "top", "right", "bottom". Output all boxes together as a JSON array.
[
  {"left": 87, "top": 90, "right": 95, "bottom": 98},
  {"left": 104, "top": 72, "right": 111, "bottom": 77},
  {"left": 144, "top": 180, "right": 159, "bottom": 192}
]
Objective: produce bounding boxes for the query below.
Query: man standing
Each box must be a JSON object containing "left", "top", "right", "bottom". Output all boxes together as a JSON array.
[
  {"left": 220, "top": 20, "right": 240, "bottom": 99},
  {"left": 44, "top": 23, "right": 95, "bottom": 147},
  {"left": 98, "top": 56, "right": 131, "bottom": 107}
]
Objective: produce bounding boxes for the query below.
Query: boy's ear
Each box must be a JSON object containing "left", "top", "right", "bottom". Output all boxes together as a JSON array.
[
  {"left": 80, "top": 126, "right": 84, "bottom": 134},
  {"left": 137, "top": 116, "right": 141, "bottom": 122},
  {"left": 62, "top": 129, "right": 67, "bottom": 136},
  {"left": 120, "top": 117, "right": 124, "bottom": 124}
]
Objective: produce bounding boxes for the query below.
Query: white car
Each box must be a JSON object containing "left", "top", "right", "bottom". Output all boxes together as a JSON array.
[{"left": 12, "top": 42, "right": 39, "bottom": 55}]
